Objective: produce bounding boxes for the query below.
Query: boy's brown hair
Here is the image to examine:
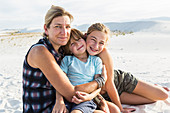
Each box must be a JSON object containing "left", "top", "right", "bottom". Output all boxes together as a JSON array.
[{"left": 64, "top": 28, "right": 84, "bottom": 55}]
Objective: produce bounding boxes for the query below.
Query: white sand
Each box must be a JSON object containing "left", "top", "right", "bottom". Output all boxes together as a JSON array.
[
  {"left": 109, "top": 32, "right": 170, "bottom": 113},
  {"left": 0, "top": 32, "right": 169, "bottom": 113}
]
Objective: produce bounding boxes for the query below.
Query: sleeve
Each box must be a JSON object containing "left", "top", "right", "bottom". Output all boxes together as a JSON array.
[
  {"left": 94, "top": 56, "right": 103, "bottom": 75},
  {"left": 60, "top": 56, "right": 69, "bottom": 74}
]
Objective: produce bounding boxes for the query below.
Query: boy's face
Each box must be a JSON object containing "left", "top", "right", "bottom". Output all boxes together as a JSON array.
[
  {"left": 86, "top": 31, "right": 107, "bottom": 56},
  {"left": 69, "top": 37, "right": 87, "bottom": 56}
]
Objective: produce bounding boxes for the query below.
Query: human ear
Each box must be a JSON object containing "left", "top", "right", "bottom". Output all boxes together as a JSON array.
[{"left": 44, "top": 24, "right": 49, "bottom": 36}]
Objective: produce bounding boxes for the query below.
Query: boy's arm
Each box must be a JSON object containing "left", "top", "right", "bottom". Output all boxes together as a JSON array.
[
  {"left": 72, "top": 70, "right": 107, "bottom": 104},
  {"left": 99, "top": 48, "right": 123, "bottom": 111},
  {"left": 89, "top": 88, "right": 101, "bottom": 99},
  {"left": 60, "top": 58, "right": 103, "bottom": 102},
  {"left": 74, "top": 66, "right": 107, "bottom": 93},
  {"left": 72, "top": 88, "right": 101, "bottom": 104}
]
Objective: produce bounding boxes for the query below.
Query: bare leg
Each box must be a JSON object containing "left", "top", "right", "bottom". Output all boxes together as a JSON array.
[
  {"left": 107, "top": 101, "right": 120, "bottom": 113},
  {"left": 120, "top": 92, "right": 155, "bottom": 105},
  {"left": 133, "top": 80, "right": 168, "bottom": 101},
  {"left": 120, "top": 80, "right": 169, "bottom": 105},
  {"left": 155, "top": 84, "right": 170, "bottom": 92}
]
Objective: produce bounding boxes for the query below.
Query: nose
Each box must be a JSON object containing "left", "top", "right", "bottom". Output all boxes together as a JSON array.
[
  {"left": 75, "top": 41, "right": 80, "bottom": 46},
  {"left": 61, "top": 27, "right": 67, "bottom": 35},
  {"left": 93, "top": 43, "right": 99, "bottom": 50}
]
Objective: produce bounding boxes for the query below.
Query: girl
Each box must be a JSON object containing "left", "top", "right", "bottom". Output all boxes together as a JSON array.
[
  {"left": 72, "top": 23, "right": 169, "bottom": 113},
  {"left": 60, "top": 28, "right": 120, "bottom": 113}
]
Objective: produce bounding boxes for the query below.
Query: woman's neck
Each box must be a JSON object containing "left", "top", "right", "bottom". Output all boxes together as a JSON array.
[{"left": 48, "top": 39, "right": 60, "bottom": 53}]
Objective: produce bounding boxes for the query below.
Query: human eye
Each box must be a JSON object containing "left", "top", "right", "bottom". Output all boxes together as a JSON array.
[
  {"left": 91, "top": 38, "right": 95, "bottom": 42},
  {"left": 78, "top": 38, "right": 82, "bottom": 41},
  {"left": 54, "top": 25, "right": 62, "bottom": 28},
  {"left": 70, "top": 42, "right": 75, "bottom": 46},
  {"left": 99, "top": 41, "right": 105, "bottom": 45},
  {"left": 90, "top": 36, "right": 97, "bottom": 42},
  {"left": 66, "top": 25, "right": 71, "bottom": 29}
]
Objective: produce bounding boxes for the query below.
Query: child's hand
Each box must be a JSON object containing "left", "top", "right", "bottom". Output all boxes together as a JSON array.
[{"left": 71, "top": 91, "right": 91, "bottom": 104}]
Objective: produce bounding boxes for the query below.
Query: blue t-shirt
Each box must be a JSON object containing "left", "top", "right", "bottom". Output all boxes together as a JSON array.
[{"left": 60, "top": 55, "right": 103, "bottom": 86}]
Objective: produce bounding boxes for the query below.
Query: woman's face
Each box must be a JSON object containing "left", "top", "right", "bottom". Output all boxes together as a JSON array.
[
  {"left": 44, "top": 16, "right": 71, "bottom": 47},
  {"left": 86, "top": 31, "right": 107, "bottom": 56}
]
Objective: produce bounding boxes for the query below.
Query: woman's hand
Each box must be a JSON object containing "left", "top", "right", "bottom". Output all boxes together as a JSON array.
[
  {"left": 71, "top": 91, "right": 92, "bottom": 104},
  {"left": 52, "top": 100, "right": 67, "bottom": 113},
  {"left": 52, "top": 91, "right": 68, "bottom": 113}
]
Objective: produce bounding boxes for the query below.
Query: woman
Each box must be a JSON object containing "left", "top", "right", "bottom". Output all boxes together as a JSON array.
[
  {"left": 22, "top": 6, "right": 105, "bottom": 113},
  {"left": 72, "top": 23, "right": 169, "bottom": 112}
]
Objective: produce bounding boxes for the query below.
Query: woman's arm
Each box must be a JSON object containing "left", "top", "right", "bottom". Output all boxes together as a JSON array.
[
  {"left": 98, "top": 48, "right": 123, "bottom": 111},
  {"left": 52, "top": 91, "right": 67, "bottom": 113},
  {"left": 27, "top": 46, "right": 98, "bottom": 102}
]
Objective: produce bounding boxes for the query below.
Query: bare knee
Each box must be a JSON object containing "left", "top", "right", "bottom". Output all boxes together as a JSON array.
[
  {"left": 157, "top": 90, "right": 169, "bottom": 100},
  {"left": 107, "top": 101, "right": 120, "bottom": 113},
  {"left": 133, "top": 80, "right": 169, "bottom": 101}
]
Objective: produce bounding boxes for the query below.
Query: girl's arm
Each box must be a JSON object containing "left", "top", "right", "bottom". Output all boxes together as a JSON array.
[
  {"left": 27, "top": 46, "right": 98, "bottom": 102},
  {"left": 98, "top": 48, "right": 123, "bottom": 111}
]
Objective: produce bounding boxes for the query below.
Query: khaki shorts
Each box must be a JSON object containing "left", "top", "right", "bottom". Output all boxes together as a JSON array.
[{"left": 102, "top": 69, "right": 138, "bottom": 101}]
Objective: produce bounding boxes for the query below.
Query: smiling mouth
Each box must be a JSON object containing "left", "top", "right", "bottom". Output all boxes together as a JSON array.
[
  {"left": 77, "top": 45, "right": 84, "bottom": 50},
  {"left": 58, "top": 37, "right": 67, "bottom": 40},
  {"left": 90, "top": 47, "right": 98, "bottom": 52}
]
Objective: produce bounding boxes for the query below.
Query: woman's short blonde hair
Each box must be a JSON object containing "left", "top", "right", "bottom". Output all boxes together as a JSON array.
[
  {"left": 87, "top": 23, "right": 110, "bottom": 42},
  {"left": 43, "top": 5, "right": 73, "bottom": 37}
]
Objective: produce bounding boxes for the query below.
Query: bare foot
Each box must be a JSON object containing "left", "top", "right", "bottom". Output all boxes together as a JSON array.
[
  {"left": 94, "top": 94, "right": 110, "bottom": 113},
  {"left": 123, "top": 108, "right": 136, "bottom": 112}
]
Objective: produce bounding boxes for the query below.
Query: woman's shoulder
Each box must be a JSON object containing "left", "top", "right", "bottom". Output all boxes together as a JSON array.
[
  {"left": 30, "top": 45, "right": 48, "bottom": 56},
  {"left": 27, "top": 45, "right": 53, "bottom": 68}
]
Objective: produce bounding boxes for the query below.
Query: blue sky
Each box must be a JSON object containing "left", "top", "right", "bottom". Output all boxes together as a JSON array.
[{"left": 0, "top": 0, "right": 170, "bottom": 29}]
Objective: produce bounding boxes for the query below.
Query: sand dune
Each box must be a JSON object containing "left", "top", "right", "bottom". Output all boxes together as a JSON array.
[{"left": 0, "top": 30, "right": 170, "bottom": 112}]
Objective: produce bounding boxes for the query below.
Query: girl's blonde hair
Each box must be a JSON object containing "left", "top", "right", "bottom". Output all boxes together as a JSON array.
[
  {"left": 43, "top": 5, "right": 74, "bottom": 37},
  {"left": 87, "top": 23, "right": 110, "bottom": 42},
  {"left": 64, "top": 28, "right": 84, "bottom": 55}
]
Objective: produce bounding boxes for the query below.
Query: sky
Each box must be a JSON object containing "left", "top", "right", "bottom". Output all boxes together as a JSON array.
[{"left": 0, "top": 0, "right": 170, "bottom": 29}]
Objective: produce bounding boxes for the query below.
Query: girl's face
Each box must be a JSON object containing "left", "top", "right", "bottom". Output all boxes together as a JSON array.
[
  {"left": 44, "top": 16, "right": 71, "bottom": 48},
  {"left": 69, "top": 37, "right": 87, "bottom": 56},
  {"left": 86, "top": 31, "right": 107, "bottom": 56}
]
